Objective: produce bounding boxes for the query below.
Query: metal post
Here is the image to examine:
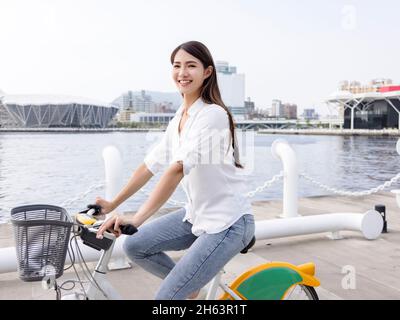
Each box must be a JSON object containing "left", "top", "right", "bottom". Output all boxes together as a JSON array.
[
  {"left": 102, "top": 146, "right": 131, "bottom": 270},
  {"left": 102, "top": 145, "right": 123, "bottom": 202},
  {"left": 351, "top": 107, "right": 354, "bottom": 131},
  {"left": 385, "top": 98, "right": 400, "bottom": 130},
  {"left": 374, "top": 204, "right": 387, "bottom": 233},
  {"left": 271, "top": 139, "right": 299, "bottom": 218}
]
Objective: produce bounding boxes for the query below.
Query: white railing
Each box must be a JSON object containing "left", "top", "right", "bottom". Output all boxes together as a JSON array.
[{"left": 0, "top": 139, "right": 390, "bottom": 274}]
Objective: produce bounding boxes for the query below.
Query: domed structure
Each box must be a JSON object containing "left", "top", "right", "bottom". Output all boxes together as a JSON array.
[{"left": 0, "top": 94, "right": 118, "bottom": 128}]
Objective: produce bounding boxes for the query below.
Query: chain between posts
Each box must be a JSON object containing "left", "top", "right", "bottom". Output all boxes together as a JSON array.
[
  {"left": 300, "top": 172, "right": 400, "bottom": 197},
  {"left": 58, "top": 170, "right": 400, "bottom": 209},
  {"left": 60, "top": 182, "right": 105, "bottom": 208}
]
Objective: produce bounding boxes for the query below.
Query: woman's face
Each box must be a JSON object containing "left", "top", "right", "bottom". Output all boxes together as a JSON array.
[{"left": 172, "top": 49, "right": 212, "bottom": 97}]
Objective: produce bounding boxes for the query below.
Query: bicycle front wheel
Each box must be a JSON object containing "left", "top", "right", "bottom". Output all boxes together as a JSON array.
[{"left": 282, "top": 284, "right": 319, "bottom": 300}]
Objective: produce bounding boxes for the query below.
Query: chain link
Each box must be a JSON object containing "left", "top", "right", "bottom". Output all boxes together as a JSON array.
[
  {"left": 60, "top": 182, "right": 105, "bottom": 208},
  {"left": 138, "top": 172, "right": 284, "bottom": 205},
  {"left": 300, "top": 172, "right": 400, "bottom": 197},
  {"left": 138, "top": 187, "right": 187, "bottom": 206},
  {"left": 58, "top": 168, "right": 399, "bottom": 210},
  {"left": 245, "top": 171, "right": 284, "bottom": 198}
]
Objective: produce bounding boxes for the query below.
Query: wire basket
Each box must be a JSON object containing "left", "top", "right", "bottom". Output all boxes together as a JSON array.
[{"left": 11, "top": 205, "right": 73, "bottom": 282}]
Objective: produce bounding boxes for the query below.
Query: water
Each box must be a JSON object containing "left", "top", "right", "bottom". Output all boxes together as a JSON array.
[{"left": 1, "top": 132, "right": 400, "bottom": 223}]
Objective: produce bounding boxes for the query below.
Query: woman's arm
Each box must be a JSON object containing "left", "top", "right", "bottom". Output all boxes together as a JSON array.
[
  {"left": 130, "top": 161, "right": 183, "bottom": 227},
  {"left": 96, "top": 162, "right": 154, "bottom": 214},
  {"left": 96, "top": 162, "right": 183, "bottom": 238}
]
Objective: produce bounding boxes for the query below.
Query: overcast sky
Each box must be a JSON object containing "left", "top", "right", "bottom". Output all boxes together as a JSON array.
[{"left": 1, "top": 0, "right": 399, "bottom": 115}]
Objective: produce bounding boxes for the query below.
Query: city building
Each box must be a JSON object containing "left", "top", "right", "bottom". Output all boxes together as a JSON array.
[
  {"left": 270, "top": 99, "right": 282, "bottom": 117},
  {"left": 269, "top": 100, "right": 297, "bottom": 119},
  {"left": 339, "top": 78, "right": 393, "bottom": 94},
  {"left": 302, "top": 109, "right": 319, "bottom": 120},
  {"left": 113, "top": 90, "right": 179, "bottom": 124},
  {"left": 130, "top": 112, "right": 176, "bottom": 124},
  {"left": 0, "top": 93, "right": 118, "bottom": 128},
  {"left": 327, "top": 79, "right": 400, "bottom": 129},
  {"left": 216, "top": 61, "right": 246, "bottom": 120},
  {"left": 244, "top": 97, "right": 255, "bottom": 119},
  {"left": 114, "top": 90, "right": 153, "bottom": 113},
  {"left": 117, "top": 109, "right": 135, "bottom": 123},
  {"left": 282, "top": 103, "right": 297, "bottom": 119},
  {"left": 112, "top": 90, "right": 181, "bottom": 112}
]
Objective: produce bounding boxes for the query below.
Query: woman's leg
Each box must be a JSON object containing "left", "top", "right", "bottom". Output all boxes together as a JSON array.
[
  {"left": 155, "top": 214, "right": 255, "bottom": 300},
  {"left": 123, "top": 207, "right": 197, "bottom": 279}
]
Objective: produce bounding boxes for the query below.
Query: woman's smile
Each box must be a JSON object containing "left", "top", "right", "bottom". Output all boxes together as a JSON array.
[{"left": 178, "top": 80, "right": 193, "bottom": 87}]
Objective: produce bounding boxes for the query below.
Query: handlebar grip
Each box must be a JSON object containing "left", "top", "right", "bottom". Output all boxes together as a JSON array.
[{"left": 119, "top": 224, "right": 138, "bottom": 235}]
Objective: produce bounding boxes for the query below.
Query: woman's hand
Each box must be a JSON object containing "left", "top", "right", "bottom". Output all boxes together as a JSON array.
[
  {"left": 95, "top": 197, "right": 115, "bottom": 215},
  {"left": 96, "top": 214, "right": 135, "bottom": 239}
]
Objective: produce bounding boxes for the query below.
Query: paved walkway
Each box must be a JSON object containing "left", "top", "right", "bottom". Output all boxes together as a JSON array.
[{"left": 1, "top": 191, "right": 399, "bottom": 300}]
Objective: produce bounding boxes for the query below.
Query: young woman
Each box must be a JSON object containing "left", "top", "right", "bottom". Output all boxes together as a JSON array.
[{"left": 95, "top": 41, "right": 255, "bottom": 300}]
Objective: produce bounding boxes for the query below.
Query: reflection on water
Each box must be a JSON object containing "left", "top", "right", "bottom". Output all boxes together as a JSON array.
[{"left": 0, "top": 132, "right": 399, "bottom": 222}]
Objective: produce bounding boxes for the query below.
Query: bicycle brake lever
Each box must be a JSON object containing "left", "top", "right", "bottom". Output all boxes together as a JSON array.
[
  {"left": 86, "top": 204, "right": 103, "bottom": 216},
  {"left": 112, "top": 224, "right": 138, "bottom": 235},
  {"left": 122, "top": 224, "right": 138, "bottom": 235}
]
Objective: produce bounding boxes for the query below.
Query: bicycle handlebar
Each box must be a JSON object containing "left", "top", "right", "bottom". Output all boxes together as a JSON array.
[
  {"left": 117, "top": 224, "right": 138, "bottom": 235},
  {"left": 82, "top": 204, "right": 138, "bottom": 236}
]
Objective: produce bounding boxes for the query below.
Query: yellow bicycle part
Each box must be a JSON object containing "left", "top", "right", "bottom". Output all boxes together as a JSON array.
[
  {"left": 219, "top": 261, "right": 320, "bottom": 300},
  {"left": 75, "top": 213, "right": 97, "bottom": 226}
]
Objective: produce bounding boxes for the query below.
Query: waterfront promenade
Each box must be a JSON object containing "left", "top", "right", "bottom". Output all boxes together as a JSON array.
[
  {"left": 0, "top": 127, "right": 165, "bottom": 133},
  {"left": 1, "top": 191, "right": 399, "bottom": 300},
  {"left": 258, "top": 128, "right": 400, "bottom": 136},
  {"left": 2, "top": 127, "right": 400, "bottom": 136}
]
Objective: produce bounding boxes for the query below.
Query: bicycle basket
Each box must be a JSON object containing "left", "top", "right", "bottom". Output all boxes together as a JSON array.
[{"left": 11, "top": 205, "right": 73, "bottom": 282}]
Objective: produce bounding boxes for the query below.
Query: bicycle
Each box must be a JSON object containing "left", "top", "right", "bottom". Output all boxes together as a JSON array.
[{"left": 11, "top": 204, "right": 320, "bottom": 300}]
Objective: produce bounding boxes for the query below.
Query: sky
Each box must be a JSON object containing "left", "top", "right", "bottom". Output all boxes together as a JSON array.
[{"left": 1, "top": 0, "right": 400, "bottom": 116}]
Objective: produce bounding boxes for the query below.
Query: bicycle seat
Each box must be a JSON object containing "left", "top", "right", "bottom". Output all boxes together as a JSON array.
[{"left": 240, "top": 236, "right": 256, "bottom": 254}]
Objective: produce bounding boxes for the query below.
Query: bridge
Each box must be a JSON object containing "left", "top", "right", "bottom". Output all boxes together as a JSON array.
[{"left": 235, "top": 119, "right": 343, "bottom": 130}]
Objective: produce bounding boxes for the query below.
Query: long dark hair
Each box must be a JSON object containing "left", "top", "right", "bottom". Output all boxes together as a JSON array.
[{"left": 170, "top": 41, "right": 243, "bottom": 168}]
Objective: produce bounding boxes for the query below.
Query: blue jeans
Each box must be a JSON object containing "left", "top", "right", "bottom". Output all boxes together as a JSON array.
[{"left": 123, "top": 207, "right": 255, "bottom": 300}]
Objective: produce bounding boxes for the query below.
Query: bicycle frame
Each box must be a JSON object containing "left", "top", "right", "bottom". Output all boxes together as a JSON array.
[
  {"left": 66, "top": 225, "right": 242, "bottom": 300},
  {"left": 85, "top": 231, "right": 122, "bottom": 300},
  {"left": 205, "top": 269, "right": 243, "bottom": 300},
  {"left": 63, "top": 229, "right": 122, "bottom": 300},
  {"left": 66, "top": 222, "right": 319, "bottom": 300}
]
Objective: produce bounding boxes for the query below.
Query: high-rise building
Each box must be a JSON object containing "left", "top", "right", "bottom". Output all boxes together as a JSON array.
[
  {"left": 282, "top": 103, "right": 297, "bottom": 119},
  {"left": 112, "top": 90, "right": 181, "bottom": 112},
  {"left": 216, "top": 61, "right": 245, "bottom": 120},
  {"left": 130, "top": 90, "right": 152, "bottom": 112},
  {"left": 302, "top": 109, "right": 319, "bottom": 120},
  {"left": 112, "top": 90, "right": 152, "bottom": 112},
  {"left": 269, "top": 100, "right": 297, "bottom": 119},
  {"left": 244, "top": 97, "right": 255, "bottom": 118},
  {"left": 271, "top": 99, "right": 282, "bottom": 117}
]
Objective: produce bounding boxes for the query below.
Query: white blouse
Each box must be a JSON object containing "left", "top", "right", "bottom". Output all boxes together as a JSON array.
[{"left": 144, "top": 97, "right": 253, "bottom": 236}]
